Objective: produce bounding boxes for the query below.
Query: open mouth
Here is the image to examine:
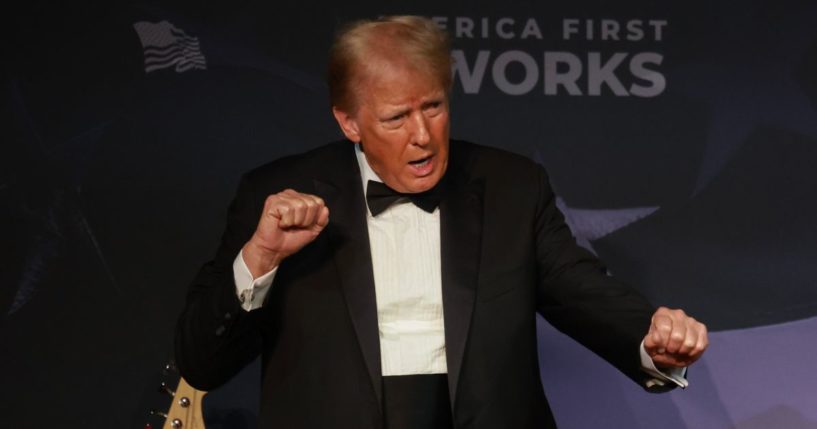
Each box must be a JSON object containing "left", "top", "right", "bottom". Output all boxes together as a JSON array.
[
  {"left": 408, "top": 156, "right": 432, "bottom": 167},
  {"left": 408, "top": 155, "right": 434, "bottom": 176}
]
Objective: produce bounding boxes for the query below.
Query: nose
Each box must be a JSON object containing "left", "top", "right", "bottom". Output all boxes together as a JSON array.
[{"left": 409, "top": 112, "right": 430, "bottom": 147}]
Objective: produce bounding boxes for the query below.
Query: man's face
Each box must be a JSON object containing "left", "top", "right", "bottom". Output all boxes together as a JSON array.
[{"left": 333, "top": 61, "right": 449, "bottom": 194}]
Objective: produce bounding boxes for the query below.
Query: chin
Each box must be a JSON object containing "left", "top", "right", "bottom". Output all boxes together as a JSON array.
[{"left": 409, "top": 175, "right": 442, "bottom": 193}]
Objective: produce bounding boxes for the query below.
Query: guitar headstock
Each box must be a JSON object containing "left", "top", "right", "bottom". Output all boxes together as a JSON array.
[{"left": 145, "top": 361, "right": 207, "bottom": 429}]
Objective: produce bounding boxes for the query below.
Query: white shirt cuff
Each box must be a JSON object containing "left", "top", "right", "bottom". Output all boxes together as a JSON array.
[
  {"left": 233, "top": 249, "right": 277, "bottom": 311},
  {"left": 639, "top": 339, "right": 689, "bottom": 389}
]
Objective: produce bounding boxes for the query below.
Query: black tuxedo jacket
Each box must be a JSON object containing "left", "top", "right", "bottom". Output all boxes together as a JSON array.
[{"left": 176, "top": 140, "right": 661, "bottom": 428}]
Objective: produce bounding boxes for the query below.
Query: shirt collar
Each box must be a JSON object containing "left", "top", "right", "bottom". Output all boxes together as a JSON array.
[{"left": 355, "top": 143, "right": 383, "bottom": 198}]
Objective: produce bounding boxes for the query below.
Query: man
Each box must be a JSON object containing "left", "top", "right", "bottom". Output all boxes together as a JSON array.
[{"left": 176, "top": 15, "right": 707, "bottom": 428}]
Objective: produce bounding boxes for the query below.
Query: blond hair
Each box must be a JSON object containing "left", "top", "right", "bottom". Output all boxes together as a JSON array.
[{"left": 328, "top": 15, "right": 452, "bottom": 112}]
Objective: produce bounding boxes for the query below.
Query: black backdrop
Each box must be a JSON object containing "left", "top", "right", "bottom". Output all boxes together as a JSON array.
[{"left": 3, "top": 1, "right": 817, "bottom": 427}]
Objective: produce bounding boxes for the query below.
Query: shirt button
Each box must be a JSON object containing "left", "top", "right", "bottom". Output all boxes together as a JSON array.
[{"left": 239, "top": 289, "right": 253, "bottom": 304}]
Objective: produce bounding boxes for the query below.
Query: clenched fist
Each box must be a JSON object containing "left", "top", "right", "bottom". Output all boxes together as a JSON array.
[
  {"left": 242, "top": 189, "right": 329, "bottom": 278},
  {"left": 644, "top": 306, "right": 708, "bottom": 369}
]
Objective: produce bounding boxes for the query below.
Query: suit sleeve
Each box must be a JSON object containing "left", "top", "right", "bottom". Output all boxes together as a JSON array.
[
  {"left": 531, "top": 165, "right": 671, "bottom": 391},
  {"left": 174, "top": 173, "right": 266, "bottom": 391}
]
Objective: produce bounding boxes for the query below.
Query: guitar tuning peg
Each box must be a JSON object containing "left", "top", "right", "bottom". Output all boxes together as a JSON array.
[
  {"left": 158, "top": 381, "right": 176, "bottom": 397},
  {"left": 148, "top": 411, "right": 183, "bottom": 428}
]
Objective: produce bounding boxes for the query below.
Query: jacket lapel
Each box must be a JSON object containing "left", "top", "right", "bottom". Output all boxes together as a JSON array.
[
  {"left": 313, "top": 157, "right": 384, "bottom": 412},
  {"left": 440, "top": 173, "right": 484, "bottom": 410}
]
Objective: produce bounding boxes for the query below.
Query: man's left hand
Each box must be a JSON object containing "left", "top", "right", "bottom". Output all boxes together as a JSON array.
[{"left": 644, "top": 306, "right": 708, "bottom": 368}]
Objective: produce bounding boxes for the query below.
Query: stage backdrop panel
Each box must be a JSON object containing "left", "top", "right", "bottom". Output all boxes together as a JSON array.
[{"left": 3, "top": 1, "right": 816, "bottom": 427}]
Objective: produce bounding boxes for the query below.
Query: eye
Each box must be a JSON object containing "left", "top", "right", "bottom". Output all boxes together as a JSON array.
[
  {"left": 423, "top": 101, "right": 443, "bottom": 116},
  {"left": 381, "top": 112, "right": 407, "bottom": 128},
  {"left": 386, "top": 112, "right": 406, "bottom": 122}
]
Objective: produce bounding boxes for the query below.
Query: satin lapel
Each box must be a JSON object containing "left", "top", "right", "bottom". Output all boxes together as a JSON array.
[
  {"left": 313, "top": 171, "right": 383, "bottom": 412},
  {"left": 440, "top": 176, "right": 484, "bottom": 409}
]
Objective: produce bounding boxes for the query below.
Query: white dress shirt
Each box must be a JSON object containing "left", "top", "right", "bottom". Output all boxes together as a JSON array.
[{"left": 232, "top": 144, "right": 686, "bottom": 386}]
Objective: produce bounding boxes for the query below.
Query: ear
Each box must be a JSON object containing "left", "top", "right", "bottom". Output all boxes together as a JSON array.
[{"left": 332, "top": 106, "right": 361, "bottom": 143}]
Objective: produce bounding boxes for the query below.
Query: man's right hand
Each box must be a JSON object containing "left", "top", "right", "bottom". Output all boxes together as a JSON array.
[{"left": 241, "top": 189, "right": 329, "bottom": 278}]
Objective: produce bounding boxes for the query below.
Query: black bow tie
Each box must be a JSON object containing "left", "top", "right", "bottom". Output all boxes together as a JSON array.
[{"left": 366, "top": 180, "right": 441, "bottom": 216}]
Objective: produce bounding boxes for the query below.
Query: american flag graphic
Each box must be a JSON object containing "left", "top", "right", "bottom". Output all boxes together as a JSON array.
[{"left": 133, "top": 21, "right": 206, "bottom": 74}]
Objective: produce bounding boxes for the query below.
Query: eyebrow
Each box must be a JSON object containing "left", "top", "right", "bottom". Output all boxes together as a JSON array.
[
  {"left": 379, "top": 94, "right": 445, "bottom": 120},
  {"left": 380, "top": 108, "right": 409, "bottom": 121}
]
